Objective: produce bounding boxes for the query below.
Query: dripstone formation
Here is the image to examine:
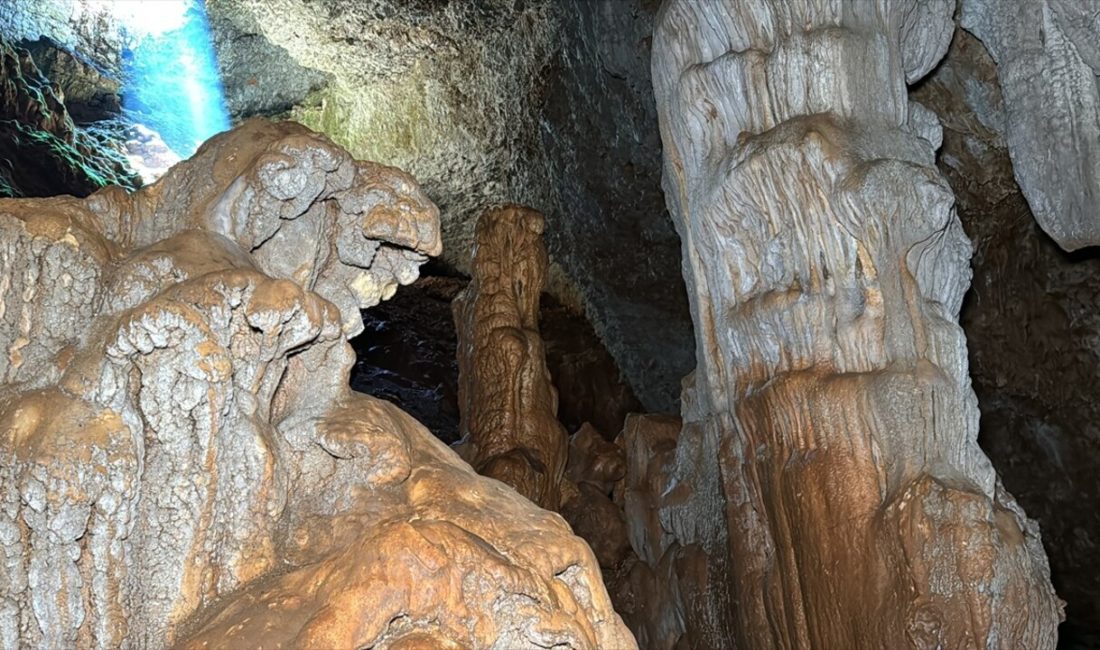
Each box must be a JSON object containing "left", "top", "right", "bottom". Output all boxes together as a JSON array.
[
  {"left": 453, "top": 204, "right": 569, "bottom": 511},
  {"left": 961, "top": 0, "right": 1100, "bottom": 251},
  {"left": 649, "top": 1, "right": 1063, "bottom": 647},
  {"left": 0, "top": 120, "right": 633, "bottom": 649}
]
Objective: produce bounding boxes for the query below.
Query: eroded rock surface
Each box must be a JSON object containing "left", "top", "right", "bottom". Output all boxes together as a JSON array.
[
  {"left": 202, "top": 0, "right": 695, "bottom": 416},
  {"left": 453, "top": 205, "right": 569, "bottom": 510},
  {"left": 0, "top": 37, "right": 137, "bottom": 197},
  {"left": 651, "top": 1, "right": 1062, "bottom": 647},
  {"left": 961, "top": 0, "right": 1100, "bottom": 251},
  {"left": 0, "top": 120, "right": 633, "bottom": 649}
]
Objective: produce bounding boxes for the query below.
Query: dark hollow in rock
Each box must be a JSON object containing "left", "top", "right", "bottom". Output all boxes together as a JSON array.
[{"left": 349, "top": 274, "right": 641, "bottom": 446}]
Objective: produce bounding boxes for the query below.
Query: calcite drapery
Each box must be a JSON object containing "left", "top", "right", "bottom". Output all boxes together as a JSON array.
[
  {"left": 0, "top": 120, "right": 633, "bottom": 649},
  {"left": 961, "top": 0, "right": 1100, "bottom": 251},
  {"left": 650, "top": 1, "right": 1063, "bottom": 647},
  {"left": 453, "top": 204, "right": 569, "bottom": 510}
]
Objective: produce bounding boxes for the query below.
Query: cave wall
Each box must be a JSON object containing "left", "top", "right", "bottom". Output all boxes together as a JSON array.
[
  {"left": 537, "top": 0, "right": 692, "bottom": 412},
  {"left": 0, "top": 0, "right": 695, "bottom": 414},
  {"left": 205, "top": 0, "right": 695, "bottom": 414},
  {"left": 0, "top": 1, "right": 124, "bottom": 76}
]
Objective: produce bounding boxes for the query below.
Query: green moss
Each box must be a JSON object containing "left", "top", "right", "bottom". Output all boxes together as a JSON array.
[{"left": 292, "top": 61, "right": 451, "bottom": 166}]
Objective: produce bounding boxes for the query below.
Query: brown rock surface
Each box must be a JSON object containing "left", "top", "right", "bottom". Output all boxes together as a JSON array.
[
  {"left": 650, "top": 1, "right": 1062, "bottom": 647},
  {"left": 0, "top": 120, "right": 634, "bottom": 649},
  {"left": 915, "top": 28, "right": 1100, "bottom": 640},
  {"left": 453, "top": 204, "right": 569, "bottom": 510}
]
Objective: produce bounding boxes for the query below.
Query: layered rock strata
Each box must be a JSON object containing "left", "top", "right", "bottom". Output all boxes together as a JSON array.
[
  {"left": 650, "top": 1, "right": 1062, "bottom": 647},
  {"left": 0, "top": 119, "right": 633, "bottom": 649},
  {"left": 453, "top": 205, "right": 569, "bottom": 510}
]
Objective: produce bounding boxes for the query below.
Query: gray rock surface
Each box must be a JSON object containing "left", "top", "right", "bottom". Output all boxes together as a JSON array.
[
  {"left": 961, "top": 0, "right": 1100, "bottom": 251},
  {"left": 539, "top": 0, "right": 692, "bottom": 413},
  {"left": 203, "top": 0, "right": 694, "bottom": 413},
  {"left": 0, "top": 1, "right": 124, "bottom": 76},
  {"left": 916, "top": 27, "right": 1100, "bottom": 640},
  {"left": 207, "top": 8, "right": 328, "bottom": 119}
]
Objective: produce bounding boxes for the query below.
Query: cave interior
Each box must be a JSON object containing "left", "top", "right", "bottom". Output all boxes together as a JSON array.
[{"left": 0, "top": 0, "right": 1097, "bottom": 648}]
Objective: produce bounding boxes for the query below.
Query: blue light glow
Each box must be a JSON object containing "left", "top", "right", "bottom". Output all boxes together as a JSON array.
[{"left": 120, "top": 0, "right": 230, "bottom": 157}]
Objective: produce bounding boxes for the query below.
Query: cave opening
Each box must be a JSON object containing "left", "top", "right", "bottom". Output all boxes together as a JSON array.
[{"left": 0, "top": 0, "right": 1097, "bottom": 648}]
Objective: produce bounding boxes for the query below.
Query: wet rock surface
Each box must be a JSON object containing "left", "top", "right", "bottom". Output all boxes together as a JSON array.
[
  {"left": 453, "top": 205, "right": 569, "bottom": 509},
  {"left": 0, "top": 119, "right": 633, "bottom": 649},
  {"left": 0, "top": 38, "right": 138, "bottom": 197}
]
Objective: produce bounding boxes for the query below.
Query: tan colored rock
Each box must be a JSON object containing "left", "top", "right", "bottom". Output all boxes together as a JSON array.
[
  {"left": 651, "top": 1, "right": 1062, "bottom": 647},
  {"left": 0, "top": 120, "right": 634, "bottom": 649},
  {"left": 565, "top": 422, "right": 625, "bottom": 494},
  {"left": 453, "top": 204, "right": 569, "bottom": 510}
]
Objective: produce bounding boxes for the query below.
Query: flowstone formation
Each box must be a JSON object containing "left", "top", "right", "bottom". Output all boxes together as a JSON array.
[
  {"left": 915, "top": 28, "right": 1100, "bottom": 634},
  {"left": 961, "top": 0, "right": 1100, "bottom": 251},
  {"left": 650, "top": 1, "right": 1062, "bottom": 647},
  {"left": 0, "top": 120, "right": 633, "bottom": 649},
  {"left": 453, "top": 205, "right": 569, "bottom": 511}
]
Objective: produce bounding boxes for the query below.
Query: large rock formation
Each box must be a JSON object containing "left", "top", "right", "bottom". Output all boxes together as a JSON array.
[
  {"left": 453, "top": 205, "right": 569, "bottom": 510},
  {"left": 961, "top": 0, "right": 1100, "bottom": 251},
  {"left": 0, "top": 120, "right": 633, "bottom": 649},
  {"left": 650, "top": 1, "right": 1063, "bottom": 647},
  {"left": 915, "top": 28, "right": 1100, "bottom": 640},
  {"left": 202, "top": 0, "right": 695, "bottom": 415}
]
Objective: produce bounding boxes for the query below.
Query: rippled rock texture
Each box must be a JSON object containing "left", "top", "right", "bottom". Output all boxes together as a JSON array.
[
  {"left": 204, "top": 0, "right": 695, "bottom": 415},
  {"left": 453, "top": 205, "right": 569, "bottom": 510},
  {"left": 0, "top": 119, "right": 633, "bottom": 649},
  {"left": 961, "top": 0, "right": 1100, "bottom": 251},
  {"left": 0, "top": 37, "right": 137, "bottom": 197},
  {"left": 915, "top": 27, "right": 1100, "bottom": 640},
  {"left": 651, "top": 1, "right": 1062, "bottom": 647}
]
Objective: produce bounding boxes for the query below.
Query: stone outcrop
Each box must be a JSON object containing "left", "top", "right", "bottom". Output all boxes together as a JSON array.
[
  {"left": 0, "top": 38, "right": 137, "bottom": 197},
  {"left": 915, "top": 27, "right": 1100, "bottom": 640},
  {"left": 202, "top": 0, "right": 696, "bottom": 415},
  {"left": 20, "top": 36, "right": 119, "bottom": 122},
  {"left": 453, "top": 205, "right": 569, "bottom": 510},
  {"left": 961, "top": 0, "right": 1100, "bottom": 251},
  {"left": 0, "top": 119, "right": 633, "bottom": 649},
  {"left": 650, "top": 1, "right": 1062, "bottom": 647}
]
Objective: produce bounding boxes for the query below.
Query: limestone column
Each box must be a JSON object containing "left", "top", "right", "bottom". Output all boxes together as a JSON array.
[
  {"left": 453, "top": 204, "right": 569, "bottom": 510},
  {"left": 650, "top": 1, "right": 1063, "bottom": 647}
]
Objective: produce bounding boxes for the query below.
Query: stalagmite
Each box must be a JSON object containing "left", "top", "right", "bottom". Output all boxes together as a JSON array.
[
  {"left": 0, "top": 120, "right": 634, "bottom": 649},
  {"left": 453, "top": 204, "right": 569, "bottom": 510},
  {"left": 649, "top": 1, "right": 1063, "bottom": 647}
]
